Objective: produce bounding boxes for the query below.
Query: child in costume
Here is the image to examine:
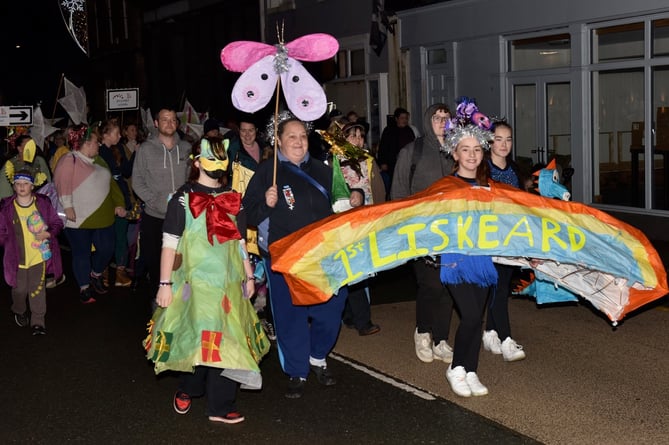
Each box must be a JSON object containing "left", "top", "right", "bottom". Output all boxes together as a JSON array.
[
  {"left": 144, "top": 136, "right": 269, "bottom": 424},
  {"left": 0, "top": 170, "right": 64, "bottom": 335},
  {"left": 441, "top": 98, "right": 497, "bottom": 397}
]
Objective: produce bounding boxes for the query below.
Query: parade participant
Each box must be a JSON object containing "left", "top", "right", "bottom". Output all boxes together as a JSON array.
[
  {"left": 0, "top": 170, "right": 64, "bottom": 335},
  {"left": 391, "top": 103, "right": 455, "bottom": 363},
  {"left": 243, "top": 115, "right": 363, "bottom": 398},
  {"left": 131, "top": 107, "right": 190, "bottom": 308},
  {"left": 53, "top": 124, "right": 126, "bottom": 304},
  {"left": 227, "top": 114, "right": 276, "bottom": 340},
  {"left": 321, "top": 120, "right": 383, "bottom": 335},
  {"left": 442, "top": 98, "right": 496, "bottom": 397},
  {"left": 0, "top": 135, "right": 51, "bottom": 199},
  {"left": 144, "top": 136, "right": 269, "bottom": 424},
  {"left": 98, "top": 120, "right": 133, "bottom": 287},
  {"left": 483, "top": 120, "right": 526, "bottom": 362}
]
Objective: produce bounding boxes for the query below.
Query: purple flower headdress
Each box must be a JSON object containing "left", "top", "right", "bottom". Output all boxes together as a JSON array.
[{"left": 443, "top": 97, "right": 493, "bottom": 155}]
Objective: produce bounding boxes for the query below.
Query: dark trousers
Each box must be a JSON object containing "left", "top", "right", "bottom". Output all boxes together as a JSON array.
[
  {"left": 448, "top": 283, "right": 490, "bottom": 372},
  {"left": 178, "top": 366, "right": 238, "bottom": 416},
  {"left": 65, "top": 226, "right": 115, "bottom": 288},
  {"left": 342, "top": 280, "right": 372, "bottom": 330},
  {"left": 266, "top": 257, "right": 347, "bottom": 378},
  {"left": 486, "top": 264, "right": 515, "bottom": 340},
  {"left": 413, "top": 259, "right": 454, "bottom": 343},
  {"left": 11, "top": 262, "right": 46, "bottom": 327},
  {"left": 139, "top": 213, "right": 164, "bottom": 295}
]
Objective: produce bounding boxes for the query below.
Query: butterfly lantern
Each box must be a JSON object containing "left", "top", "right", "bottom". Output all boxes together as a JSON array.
[{"left": 220, "top": 34, "right": 339, "bottom": 122}]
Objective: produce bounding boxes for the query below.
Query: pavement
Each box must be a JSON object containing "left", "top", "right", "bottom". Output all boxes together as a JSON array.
[{"left": 1, "top": 239, "right": 668, "bottom": 444}]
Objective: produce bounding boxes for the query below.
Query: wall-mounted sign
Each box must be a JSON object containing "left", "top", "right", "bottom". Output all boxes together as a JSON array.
[{"left": 107, "top": 88, "right": 139, "bottom": 111}]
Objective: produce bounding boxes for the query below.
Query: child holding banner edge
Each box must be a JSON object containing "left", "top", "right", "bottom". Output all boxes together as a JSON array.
[{"left": 440, "top": 98, "right": 497, "bottom": 397}]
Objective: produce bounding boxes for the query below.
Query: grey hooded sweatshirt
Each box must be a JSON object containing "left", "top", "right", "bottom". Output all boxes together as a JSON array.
[
  {"left": 390, "top": 103, "right": 454, "bottom": 199},
  {"left": 131, "top": 135, "right": 191, "bottom": 219}
]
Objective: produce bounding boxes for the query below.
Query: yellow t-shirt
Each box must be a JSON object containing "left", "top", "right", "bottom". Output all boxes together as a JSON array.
[{"left": 14, "top": 199, "right": 46, "bottom": 268}]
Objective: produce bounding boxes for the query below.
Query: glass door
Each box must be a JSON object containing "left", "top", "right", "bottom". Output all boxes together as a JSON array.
[{"left": 510, "top": 76, "right": 572, "bottom": 184}]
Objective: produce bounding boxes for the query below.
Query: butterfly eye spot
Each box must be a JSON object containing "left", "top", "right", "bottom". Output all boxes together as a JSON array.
[
  {"left": 301, "top": 99, "right": 310, "bottom": 107},
  {"left": 261, "top": 73, "right": 269, "bottom": 80},
  {"left": 292, "top": 75, "right": 300, "bottom": 83},
  {"left": 246, "top": 90, "right": 255, "bottom": 98}
]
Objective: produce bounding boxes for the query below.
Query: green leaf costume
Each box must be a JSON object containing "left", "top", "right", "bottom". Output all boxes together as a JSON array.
[{"left": 144, "top": 192, "right": 270, "bottom": 387}]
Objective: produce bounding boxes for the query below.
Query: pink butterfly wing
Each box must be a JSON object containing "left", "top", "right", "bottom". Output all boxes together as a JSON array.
[
  {"left": 221, "top": 41, "right": 276, "bottom": 72},
  {"left": 231, "top": 55, "right": 279, "bottom": 113},
  {"left": 280, "top": 58, "right": 327, "bottom": 121},
  {"left": 285, "top": 33, "right": 339, "bottom": 62}
]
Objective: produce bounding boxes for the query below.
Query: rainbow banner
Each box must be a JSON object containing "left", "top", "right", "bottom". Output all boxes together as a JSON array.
[{"left": 270, "top": 176, "right": 668, "bottom": 323}]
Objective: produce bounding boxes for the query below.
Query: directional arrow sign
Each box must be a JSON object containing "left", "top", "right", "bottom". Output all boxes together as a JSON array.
[{"left": 0, "top": 106, "right": 33, "bottom": 126}]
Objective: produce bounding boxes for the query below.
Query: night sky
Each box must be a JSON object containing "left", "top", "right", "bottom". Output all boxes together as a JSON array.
[{"left": 0, "top": 1, "right": 89, "bottom": 115}]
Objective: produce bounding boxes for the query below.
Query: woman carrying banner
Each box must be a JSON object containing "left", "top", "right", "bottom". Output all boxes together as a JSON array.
[
  {"left": 242, "top": 115, "right": 363, "bottom": 398},
  {"left": 482, "top": 120, "right": 526, "bottom": 362}
]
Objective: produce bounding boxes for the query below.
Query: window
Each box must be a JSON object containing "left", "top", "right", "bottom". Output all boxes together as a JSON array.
[
  {"left": 427, "top": 48, "right": 447, "bottom": 64},
  {"left": 266, "top": 0, "right": 295, "bottom": 12},
  {"left": 337, "top": 48, "right": 366, "bottom": 78},
  {"left": 653, "top": 19, "right": 669, "bottom": 56},
  {"left": 509, "top": 34, "right": 571, "bottom": 71},
  {"left": 591, "top": 17, "right": 669, "bottom": 210},
  {"left": 592, "top": 23, "right": 644, "bottom": 62}
]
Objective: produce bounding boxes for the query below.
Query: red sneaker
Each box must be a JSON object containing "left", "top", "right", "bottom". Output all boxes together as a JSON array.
[
  {"left": 173, "top": 391, "right": 191, "bottom": 414},
  {"left": 209, "top": 411, "right": 245, "bottom": 424}
]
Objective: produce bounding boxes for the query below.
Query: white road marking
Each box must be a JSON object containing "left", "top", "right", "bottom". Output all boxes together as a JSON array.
[{"left": 329, "top": 352, "right": 437, "bottom": 401}]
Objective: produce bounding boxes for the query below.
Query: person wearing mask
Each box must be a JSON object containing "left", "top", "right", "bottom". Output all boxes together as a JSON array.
[{"left": 145, "top": 136, "right": 269, "bottom": 424}]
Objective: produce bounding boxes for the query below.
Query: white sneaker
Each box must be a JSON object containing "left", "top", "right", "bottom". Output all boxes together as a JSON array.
[
  {"left": 432, "top": 340, "right": 453, "bottom": 363},
  {"left": 465, "top": 372, "right": 489, "bottom": 396},
  {"left": 446, "top": 365, "right": 471, "bottom": 397},
  {"left": 501, "top": 337, "right": 526, "bottom": 362},
  {"left": 482, "top": 330, "right": 502, "bottom": 355},
  {"left": 414, "top": 329, "right": 434, "bottom": 363}
]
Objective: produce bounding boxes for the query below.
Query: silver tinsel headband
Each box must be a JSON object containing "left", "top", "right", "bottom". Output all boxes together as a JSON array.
[
  {"left": 442, "top": 96, "right": 493, "bottom": 154},
  {"left": 265, "top": 110, "right": 313, "bottom": 147}
]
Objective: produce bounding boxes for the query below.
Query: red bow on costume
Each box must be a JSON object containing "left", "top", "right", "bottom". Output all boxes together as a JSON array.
[{"left": 189, "top": 192, "right": 242, "bottom": 245}]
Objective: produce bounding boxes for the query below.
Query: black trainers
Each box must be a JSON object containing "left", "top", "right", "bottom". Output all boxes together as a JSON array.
[
  {"left": 309, "top": 365, "right": 337, "bottom": 386},
  {"left": 89, "top": 273, "right": 109, "bottom": 294},
  {"left": 79, "top": 287, "right": 96, "bottom": 304},
  {"left": 358, "top": 323, "right": 381, "bottom": 336},
  {"left": 14, "top": 312, "right": 29, "bottom": 327},
  {"left": 173, "top": 391, "right": 191, "bottom": 414},
  {"left": 32, "top": 325, "right": 46, "bottom": 336},
  {"left": 285, "top": 377, "right": 306, "bottom": 399}
]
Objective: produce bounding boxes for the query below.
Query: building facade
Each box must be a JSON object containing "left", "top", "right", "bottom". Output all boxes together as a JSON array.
[{"left": 398, "top": 0, "right": 669, "bottom": 238}]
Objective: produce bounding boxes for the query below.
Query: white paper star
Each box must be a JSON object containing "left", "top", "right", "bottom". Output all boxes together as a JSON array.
[
  {"left": 29, "top": 106, "right": 59, "bottom": 149},
  {"left": 57, "top": 77, "right": 87, "bottom": 125}
]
